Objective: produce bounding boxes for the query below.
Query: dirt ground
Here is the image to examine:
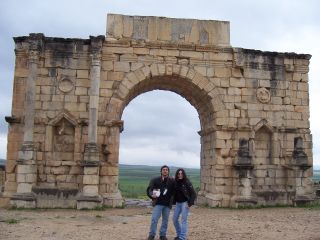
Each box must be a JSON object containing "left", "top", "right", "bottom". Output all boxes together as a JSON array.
[{"left": 0, "top": 206, "right": 320, "bottom": 240}]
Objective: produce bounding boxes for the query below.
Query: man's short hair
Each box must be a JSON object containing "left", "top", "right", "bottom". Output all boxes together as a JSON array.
[{"left": 160, "top": 165, "right": 170, "bottom": 172}]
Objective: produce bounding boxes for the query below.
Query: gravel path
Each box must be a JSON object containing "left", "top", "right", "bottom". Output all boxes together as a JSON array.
[{"left": 0, "top": 206, "right": 319, "bottom": 240}]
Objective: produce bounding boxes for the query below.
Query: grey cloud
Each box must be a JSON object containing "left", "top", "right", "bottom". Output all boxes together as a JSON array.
[
  {"left": 120, "top": 91, "right": 201, "bottom": 156},
  {"left": 121, "top": 91, "right": 200, "bottom": 138}
]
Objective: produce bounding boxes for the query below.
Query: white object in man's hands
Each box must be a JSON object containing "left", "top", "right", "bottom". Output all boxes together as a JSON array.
[{"left": 153, "top": 189, "right": 160, "bottom": 197}]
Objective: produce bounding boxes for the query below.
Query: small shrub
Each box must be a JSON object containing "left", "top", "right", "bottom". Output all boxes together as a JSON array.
[
  {"left": 5, "top": 219, "right": 19, "bottom": 224},
  {"left": 297, "top": 202, "right": 320, "bottom": 209}
]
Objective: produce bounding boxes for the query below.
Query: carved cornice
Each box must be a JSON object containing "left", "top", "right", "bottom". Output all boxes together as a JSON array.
[
  {"left": 5, "top": 116, "right": 21, "bottom": 124},
  {"left": 104, "top": 120, "right": 124, "bottom": 132}
]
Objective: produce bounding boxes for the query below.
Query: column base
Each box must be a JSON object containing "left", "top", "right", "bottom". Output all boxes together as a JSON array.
[
  {"left": 10, "top": 192, "right": 36, "bottom": 208},
  {"left": 102, "top": 191, "right": 124, "bottom": 208},
  {"left": 196, "top": 191, "right": 222, "bottom": 207},
  {"left": 83, "top": 143, "right": 100, "bottom": 163},
  {"left": 76, "top": 195, "right": 102, "bottom": 209}
]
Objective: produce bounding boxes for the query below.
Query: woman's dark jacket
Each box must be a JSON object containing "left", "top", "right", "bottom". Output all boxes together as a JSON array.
[
  {"left": 173, "top": 179, "right": 197, "bottom": 207},
  {"left": 146, "top": 176, "right": 175, "bottom": 208}
]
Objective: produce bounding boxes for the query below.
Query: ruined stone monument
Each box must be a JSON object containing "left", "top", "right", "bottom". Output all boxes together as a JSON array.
[{"left": 1, "top": 14, "right": 314, "bottom": 208}]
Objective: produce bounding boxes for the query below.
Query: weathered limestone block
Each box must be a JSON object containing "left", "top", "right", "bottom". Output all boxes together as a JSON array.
[
  {"left": 114, "top": 62, "right": 130, "bottom": 72},
  {"left": 133, "top": 47, "right": 150, "bottom": 55},
  {"left": 18, "top": 165, "right": 37, "bottom": 174},
  {"left": 83, "top": 175, "right": 99, "bottom": 185},
  {"left": 215, "top": 67, "right": 231, "bottom": 78},
  {"left": 77, "top": 70, "right": 89, "bottom": 79},
  {"left": 83, "top": 185, "right": 99, "bottom": 196},
  {"left": 84, "top": 167, "right": 99, "bottom": 175},
  {"left": 107, "top": 14, "right": 230, "bottom": 46},
  {"left": 100, "top": 176, "right": 118, "bottom": 184},
  {"left": 51, "top": 166, "right": 69, "bottom": 175}
]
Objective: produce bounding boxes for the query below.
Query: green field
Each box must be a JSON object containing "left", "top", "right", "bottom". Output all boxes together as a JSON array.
[
  {"left": 119, "top": 164, "right": 200, "bottom": 199},
  {"left": 314, "top": 170, "right": 320, "bottom": 182},
  {"left": 119, "top": 165, "right": 320, "bottom": 199}
]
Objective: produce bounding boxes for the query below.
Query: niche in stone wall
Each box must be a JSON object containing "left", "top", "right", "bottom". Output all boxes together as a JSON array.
[
  {"left": 293, "top": 137, "right": 308, "bottom": 166},
  {"left": 45, "top": 111, "right": 79, "bottom": 188},
  {"left": 53, "top": 118, "right": 75, "bottom": 162},
  {"left": 254, "top": 125, "right": 273, "bottom": 165}
]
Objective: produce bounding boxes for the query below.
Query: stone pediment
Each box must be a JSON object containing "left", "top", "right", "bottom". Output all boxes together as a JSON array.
[
  {"left": 48, "top": 110, "right": 78, "bottom": 127},
  {"left": 253, "top": 119, "right": 274, "bottom": 133}
]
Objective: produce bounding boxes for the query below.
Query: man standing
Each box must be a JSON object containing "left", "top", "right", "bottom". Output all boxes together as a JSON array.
[{"left": 147, "top": 165, "right": 175, "bottom": 240}]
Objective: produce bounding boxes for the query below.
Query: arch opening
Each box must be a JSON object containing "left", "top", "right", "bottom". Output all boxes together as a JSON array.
[
  {"left": 118, "top": 75, "right": 215, "bottom": 131},
  {"left": 119, "top": 90, "right": 201, "bottom": 199}
]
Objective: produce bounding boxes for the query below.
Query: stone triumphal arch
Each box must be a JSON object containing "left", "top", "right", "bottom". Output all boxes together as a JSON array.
[{"left": 1, "top": 14, "right": 314, "bottom": 208}]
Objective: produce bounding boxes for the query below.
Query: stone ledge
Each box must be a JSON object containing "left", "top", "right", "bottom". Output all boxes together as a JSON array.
[
  {"left": 294, "top": 195, "right": 314, "bottom": 206},
  {"left": 11, "top": 192, "right": 36, "bottom": 201},
  {"left": 5, "top": 116, "right": 21, "bottom": 124},
  {"left": 32, "top": 187, "right": 79, "bottom": 198},
  {"left": 80, "top": 161, "right": 100, "bottom": 167},
  {"left": 77, "top": 195, "right": 102, "bottom": 203},
  {"left": 234, "top": 196, "right": 258, "bottom": 205}
]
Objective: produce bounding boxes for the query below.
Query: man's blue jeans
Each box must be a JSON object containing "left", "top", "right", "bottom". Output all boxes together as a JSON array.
[
  {"left": 149, "top": 204, "right": 171, "bottom": 237},
  {"left": 173, "top": 201, "right": 189, "bottom": 240}
]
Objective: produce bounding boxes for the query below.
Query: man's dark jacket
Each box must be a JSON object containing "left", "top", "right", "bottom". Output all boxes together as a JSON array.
[{"left": 146, "top": 176, "right": 175, "bottom": 208}]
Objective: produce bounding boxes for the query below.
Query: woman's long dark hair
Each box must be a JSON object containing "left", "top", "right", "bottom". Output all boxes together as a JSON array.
[{"left": 175, "top": 168, "right": 188, "bottom": 182}]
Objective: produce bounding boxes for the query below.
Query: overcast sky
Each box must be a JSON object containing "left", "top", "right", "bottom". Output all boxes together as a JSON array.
[{"left": 0, "top": 0, "right": 319, "bottom": 169}]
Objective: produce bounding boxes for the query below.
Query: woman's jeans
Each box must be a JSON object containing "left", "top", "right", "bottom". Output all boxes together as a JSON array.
[
  {"left": 149, "top": 204, "right": 171, "bottom": 237},
  {"left": 173, "top": 201, "right": 189, "bottom": 240}
]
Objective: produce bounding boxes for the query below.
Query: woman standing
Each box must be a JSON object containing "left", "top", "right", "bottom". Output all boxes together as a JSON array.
[{"left": 173, "top": 168, "right": 196, "bottom": 240}]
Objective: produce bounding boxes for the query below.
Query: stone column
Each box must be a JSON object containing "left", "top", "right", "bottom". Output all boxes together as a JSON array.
[
  {"left": 11, "top": 34, "right": 43, "bottom": 208},
  {"left": 77, "top": 36, "right": 105, "bottom": 209},
  {"left": 102, "top": 120, "right": 123, "bottom": 207},
  {"left": 232, "top": 138, "right": 257, "bottom": 207}
]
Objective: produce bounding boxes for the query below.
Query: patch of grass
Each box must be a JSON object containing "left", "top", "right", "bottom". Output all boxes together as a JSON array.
[
  {"left": 202, "top": 203, "right": 293, "bottom": 210},
  {"left": 93, "top": 205, "right": 111, "bottom": 211},
  {"left": 119, "top": 164, "right": 200, "bottom": 199},
  {"left": 95, "top": 215, "right": 102, "bottom": 218},
  {"left": 115, "top": 204, "right": 125, "bottom": 209},
  {"left": 235, "top": 204, "right": 292, "bottom": 210},
  {"left": 5, "top": 219, "right": 19, "bottom": 224},
  {"left": 313, "top": 170, "right": 320, "bottom": 182},
  {"left": 296, "top": 202, "right": 320, "bottom": 209},
  {"left": 8, "top": 206, "right": 39, "bottom": 211}
]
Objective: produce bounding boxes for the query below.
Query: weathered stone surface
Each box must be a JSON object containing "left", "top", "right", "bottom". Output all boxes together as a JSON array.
[
  {"left": 3, "top": 14, "right": 313, "bottom": 209},
  {"left": 107, "top": 14, "right": 230, "bottom": 46},
  {"left": 83, "top": 175, "right": 99, "bottom": 185}
]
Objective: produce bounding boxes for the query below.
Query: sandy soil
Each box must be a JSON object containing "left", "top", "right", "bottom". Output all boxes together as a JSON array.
[{"left": 0, "top": 206, "right": 320, "bottom": 240}]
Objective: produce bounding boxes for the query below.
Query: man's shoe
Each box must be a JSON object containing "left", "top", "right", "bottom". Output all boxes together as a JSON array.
[
  {"left": 174, "top": 237, "right": 179, "bottom": 240},
  {"left": 147, "top": 236, "right": 155, "bottom": 240},
  {"left": 159, "top": 236, "right": 168, "bottom": 240}
]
